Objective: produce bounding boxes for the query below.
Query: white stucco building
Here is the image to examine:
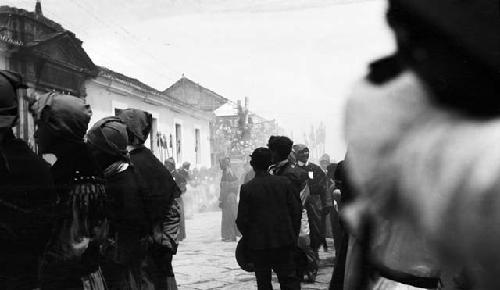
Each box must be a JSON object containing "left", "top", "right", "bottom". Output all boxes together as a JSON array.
[{"left": 86, "top": 68, "right": 227, "bottom": 168}]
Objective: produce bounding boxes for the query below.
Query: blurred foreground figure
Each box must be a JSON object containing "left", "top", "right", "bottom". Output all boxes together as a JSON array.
[
  {"left": 344, "top": 0, "right": 500, "bottom": 289},
  {"left": 236, "top": 148, "right": 302, "bottom": 290},
  {"left": 329, "top": 160, "right": 355, "bottom": 290},
  {"left": 0, "top": 71, "right": 56, "bottom": 290},
  {"left": 119, "top": 109, "right": 180, "bottom": 290},
  {"left": 87, "top": 117, "right": 151, "bottom": 289},
  {"left": 29, "top": 92, "right": 107, "bottom": 289},
  {"left": 219, "top": 157, "right": 240, "bottom": 242}
]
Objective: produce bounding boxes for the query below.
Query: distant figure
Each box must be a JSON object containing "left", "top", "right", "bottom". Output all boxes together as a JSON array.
[
  {"left": 178, "top": 162, "right": 190, "bottom": 241},
  {"left": 219, "top": 157, "right": 240, "bottom": 242},
  {"left": 319, "top": 153, "right": 332, "bottom": 251},
  {"left": 178, "top": 162, "right": 191, "bottom": 182},
  {"left": 294, "top": 145, "right": 328, "bottom": 282},
  {"left": 236, "top": 148, "right": 302, "bottom": 290},
  {"left": 165, "top": 158, "right": 188, "bottom": 241}
]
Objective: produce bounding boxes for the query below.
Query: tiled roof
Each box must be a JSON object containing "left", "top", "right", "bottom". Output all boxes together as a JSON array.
[
  {"left": 164, "top": 76, "right": 228, "bottom": 106},
  {"left": 98, "top": 66, "right": 160, "bottom": 94}
]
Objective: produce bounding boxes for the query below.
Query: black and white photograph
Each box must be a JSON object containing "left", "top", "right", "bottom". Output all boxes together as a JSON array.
[{"left": 0, "top": 0, "right": 499, "bottom": 289}]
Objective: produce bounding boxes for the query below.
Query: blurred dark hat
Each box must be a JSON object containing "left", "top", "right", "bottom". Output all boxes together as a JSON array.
[
  {"left": 388, "top": 0, "right": 500, "bottom": 71},
  {"left": 87, "top": 116, "right": 128, "bottom": 158},
  {"left": 387, "top": 0, "right": 500, "bottom": 117},
  {"left": 0, "top": 70, "right": 27, "bottom": 128}
]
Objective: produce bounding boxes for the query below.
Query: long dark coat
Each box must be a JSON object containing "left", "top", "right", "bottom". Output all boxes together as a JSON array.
[
  {"left": 0, "top": 131, "right": 56, "bottom": 289},
  {"left": 298, "top": 162, "right": 328, "bottom": 251},
  {"left": 236, "top": 173, "right": 301, "bottom": 250}
]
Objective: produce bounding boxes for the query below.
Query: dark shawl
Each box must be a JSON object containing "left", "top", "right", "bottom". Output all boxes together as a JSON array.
[
  {"left": 0, "top": 130, "right": 55, "bottom": 287},
  {"left": 104, "top": 166, "right": 149, "bottom": 263},
  {"left": 129, "top": 147, "right": 179, "bottom": 225},
  {"left": 0, "top": 130, "right": 55, "bottom": 251},
  {"left": 118, "top": 109, "right": 179, "bottom": 222}
]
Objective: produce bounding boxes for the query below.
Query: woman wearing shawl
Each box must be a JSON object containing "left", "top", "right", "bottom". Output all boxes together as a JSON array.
[
  {"left": 28, "top": 92, "right": 107, "bottom": 290},
  {"left": 87, "top": 117, "right": 151, "bottom": 289},
  {"left": 118, "top": 109, "right": 180, "bottom": 290},
  {"left": 219, "top": 157, "right": 240, "bottom": 242},
  {"left": 0, "top": 71, "right": 56, "bottom": 290}
]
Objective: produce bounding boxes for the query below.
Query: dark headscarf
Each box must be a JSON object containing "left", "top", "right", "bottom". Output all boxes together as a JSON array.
[
  {"left": 87, "top": 116, "right": 128, "bottom": 158},
  {"left": 387, "top": 0, "right": 500, "bottom": 117},
  {"left": 0, "top": 70, "right": 27, "bottom": 128},
  {"left": 29, "top": 92, "right": 91, "bottom": 142},
  {"left": 117, "top": 109, "right": 152, "bottom": 144}
]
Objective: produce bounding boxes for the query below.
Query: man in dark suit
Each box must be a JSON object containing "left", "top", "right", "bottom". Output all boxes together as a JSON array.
[
  {"left": 268, "top": 136, "right": 308, "bottom": 193},
  {"left": 236, "top": 147, "right": 302, "bottom": 290}
]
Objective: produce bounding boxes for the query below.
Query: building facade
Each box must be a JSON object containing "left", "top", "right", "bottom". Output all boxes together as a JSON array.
[
  {"left": 86, "top": 69, "right": 227, "bottom": 168},
  {"left": 1, "top": 3, "right": 228, "bottom": 168},
  {"left": 0, "top": 4, "right": 97, "bottom": 147}
]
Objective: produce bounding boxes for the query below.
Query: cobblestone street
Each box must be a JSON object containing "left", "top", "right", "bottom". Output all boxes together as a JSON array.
[{"left": 173, "top": 211, "right": 335, "bottom": 290}]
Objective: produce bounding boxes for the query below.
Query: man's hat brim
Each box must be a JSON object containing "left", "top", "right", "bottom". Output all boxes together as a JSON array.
[{"left": 389, "top": 0, "right": 500, "bottom": 71}]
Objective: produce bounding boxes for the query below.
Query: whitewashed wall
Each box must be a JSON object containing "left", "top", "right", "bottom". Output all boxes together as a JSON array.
[{"left": 85, "top": 78, "right": 212, "bottom": 168}]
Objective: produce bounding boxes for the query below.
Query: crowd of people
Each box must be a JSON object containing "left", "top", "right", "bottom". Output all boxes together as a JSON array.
[
  {"left": 233, "top": 136, "right": 344, "bottom": 289},
  {"left": 0, "top": 83, "right": 184, "bottom": 289},
  {"left": 233, "top": 0, "right": 500, "bottom": 290},
  {"left": 2, "top": 0, "right": 500, "bottom": 289}
]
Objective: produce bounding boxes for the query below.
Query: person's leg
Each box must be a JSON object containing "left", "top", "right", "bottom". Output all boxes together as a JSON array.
[
  {"left": 254, "top": 250, "right": 274, "bottom": 290},
  {"left": 255, "top": 268, "right": 274, "bottom": 290},
  {"left": 273, "top": 247, "right": 301, "bottom": 290}
]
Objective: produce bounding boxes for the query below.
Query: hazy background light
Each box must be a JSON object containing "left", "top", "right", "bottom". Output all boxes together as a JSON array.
[{"left": 4, "top": 0, "right": 394, "bottom": 158}]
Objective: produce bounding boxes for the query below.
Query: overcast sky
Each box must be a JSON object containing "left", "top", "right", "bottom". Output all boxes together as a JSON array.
[{"left": 5, "top": 0, "right": 394, "bottom": 158}]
